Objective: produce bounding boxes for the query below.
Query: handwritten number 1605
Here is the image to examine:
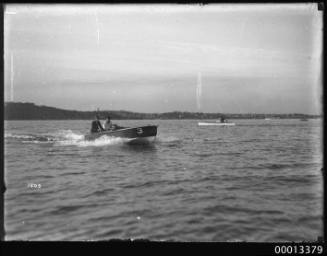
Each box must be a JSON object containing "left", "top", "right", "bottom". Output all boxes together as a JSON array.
[{"left": 28, "top": 183, "right": 41, "bottom": 189}]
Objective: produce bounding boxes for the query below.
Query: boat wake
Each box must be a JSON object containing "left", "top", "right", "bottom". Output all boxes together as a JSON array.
[
  {"left": 5, "top": 132, "right": 56, "bottom": 143},
  {"left": 5, "top": 130, "right": 147, "bottom": 147},
  {"left": 57, "top": 134, "right": 130, "bottom": 147}
]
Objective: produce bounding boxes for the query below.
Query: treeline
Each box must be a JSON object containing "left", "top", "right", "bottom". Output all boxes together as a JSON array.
[{"left": 4, "top": 102, "right": 321, "bottom": 120}]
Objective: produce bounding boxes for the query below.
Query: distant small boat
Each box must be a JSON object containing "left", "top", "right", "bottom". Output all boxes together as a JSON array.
[{"left": 198, "top": 122, "right": 235, "bottom": 126}]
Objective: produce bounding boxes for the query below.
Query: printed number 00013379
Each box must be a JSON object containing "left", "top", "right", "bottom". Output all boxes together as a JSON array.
[{"left": 274, "top": 245, "right": 323, "bottom": 254}]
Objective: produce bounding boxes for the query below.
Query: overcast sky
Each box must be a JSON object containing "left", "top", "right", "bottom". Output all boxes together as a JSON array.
[{"left": 4, "top": 4, "right": 322, "bottom": 114}]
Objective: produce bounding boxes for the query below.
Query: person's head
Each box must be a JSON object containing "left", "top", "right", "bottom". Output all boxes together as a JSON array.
[{"left": 106, "top": 115, "right": 111, "bottom": 121}]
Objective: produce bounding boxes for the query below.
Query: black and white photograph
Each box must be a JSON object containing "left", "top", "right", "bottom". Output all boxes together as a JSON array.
[{"left": 3, "top": 3, "right": 323, "bottom": 242}]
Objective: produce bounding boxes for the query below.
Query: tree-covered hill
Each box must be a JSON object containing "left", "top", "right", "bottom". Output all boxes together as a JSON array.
[{"left": 4, "top": 102, "right": 320, "bottom": 120}]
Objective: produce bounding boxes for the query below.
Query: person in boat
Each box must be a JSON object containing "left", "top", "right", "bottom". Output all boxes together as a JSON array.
[
  {"left": 220, "top": 116, "right": 226, "bottom": 123},
  {"left": 91, "top": 114, "right": 105, "bottom": 133},
  {"left": 103, "top": 115, "right": 114, "bottom": 130}
]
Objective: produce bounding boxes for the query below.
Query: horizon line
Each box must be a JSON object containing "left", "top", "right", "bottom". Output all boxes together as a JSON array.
[{"left": 4, "top": 101, "right": 321, "bottom": 116}]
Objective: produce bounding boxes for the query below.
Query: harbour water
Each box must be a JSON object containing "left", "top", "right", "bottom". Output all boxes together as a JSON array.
[{"left": 4, "top": 119, "right": 323, "bottom": 241}]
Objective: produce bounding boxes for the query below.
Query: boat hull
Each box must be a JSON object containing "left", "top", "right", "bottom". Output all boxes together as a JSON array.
[
  {"left": 198, "top": 122, "right": 235, "bottom": 126},
  {"left": 84, "top": 125, "right": 158, "bottom": 141}
]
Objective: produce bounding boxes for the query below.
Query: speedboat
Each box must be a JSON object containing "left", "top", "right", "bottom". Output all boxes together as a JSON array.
[
  {"left": 84, "top": 125, "right": 158, "bottom": 144},
  {"left": 198, "top": 122, "right": 235, "bottom": 126}
]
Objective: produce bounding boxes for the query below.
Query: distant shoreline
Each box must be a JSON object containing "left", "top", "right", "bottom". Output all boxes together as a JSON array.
[{"left": 4, "top": 102, "right": 322, "bottom": 120}]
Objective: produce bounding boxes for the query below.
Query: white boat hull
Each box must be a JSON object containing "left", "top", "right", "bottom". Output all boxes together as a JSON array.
[{"left": 198, "top": 122, "right": 235, "bottom": 126}]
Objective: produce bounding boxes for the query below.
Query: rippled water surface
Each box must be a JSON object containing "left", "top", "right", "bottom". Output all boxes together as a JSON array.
[{"left": 4, "top": 119, "right": 323, "bottom": 241}]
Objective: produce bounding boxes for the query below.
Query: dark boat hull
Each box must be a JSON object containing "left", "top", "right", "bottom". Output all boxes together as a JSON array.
[{"left": 84, "top": 125, "right": 158, "bottom": 143}]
